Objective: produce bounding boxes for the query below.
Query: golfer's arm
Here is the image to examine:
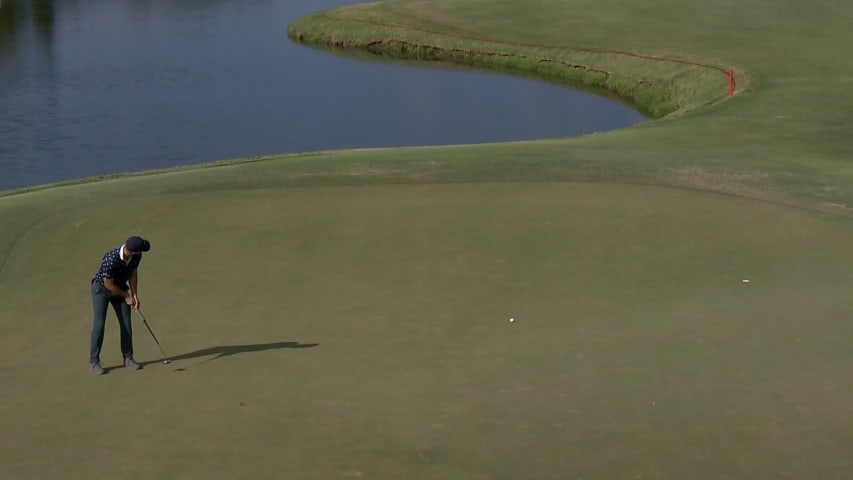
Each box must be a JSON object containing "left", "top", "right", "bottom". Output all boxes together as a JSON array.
[
  {"left": 129, "top": 269, "right": 139, "bottom": 296},
  {"left": 104, "top": 277, "right": 131, "bottom": 299}
]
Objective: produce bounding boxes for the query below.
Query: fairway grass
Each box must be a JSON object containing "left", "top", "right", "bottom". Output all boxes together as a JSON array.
[{"left": 3, "top": 0, "right": 853, "bottom": 478}]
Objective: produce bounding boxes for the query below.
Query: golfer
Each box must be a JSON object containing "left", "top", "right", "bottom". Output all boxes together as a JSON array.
[{"left": 88, "top": 236, "right": 151, "bottom": 375}]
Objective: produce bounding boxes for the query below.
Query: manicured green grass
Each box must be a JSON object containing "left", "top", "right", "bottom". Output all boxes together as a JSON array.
[
  {"left": 2, "top": 1, "right": 853, "bottom": 478},
  {"left": 4, "top": 182, "right": 853, "bottom": 479}
]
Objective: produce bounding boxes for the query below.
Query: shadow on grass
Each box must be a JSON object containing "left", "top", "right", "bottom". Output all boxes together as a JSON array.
[{"left": 104, "top": 341, "right": 319, "bottom": 371}]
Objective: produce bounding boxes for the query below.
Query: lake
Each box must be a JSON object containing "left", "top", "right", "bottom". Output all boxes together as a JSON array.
[{"left": 0, "top": 0, "right": 646, "bottom": 191}]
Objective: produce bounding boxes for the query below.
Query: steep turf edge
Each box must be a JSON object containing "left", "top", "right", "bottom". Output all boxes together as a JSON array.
[{"left": 286, "top": 5, "right": 748, "bottom": 119}]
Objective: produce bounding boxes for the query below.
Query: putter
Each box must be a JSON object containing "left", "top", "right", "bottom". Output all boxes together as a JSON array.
[{"left": 135, "top": 308, "right": 172, "bottom": 364}]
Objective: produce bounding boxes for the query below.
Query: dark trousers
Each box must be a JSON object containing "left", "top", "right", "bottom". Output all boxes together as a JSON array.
[{"left": 90, "top": 281, "right": 133, "bottom": 362}]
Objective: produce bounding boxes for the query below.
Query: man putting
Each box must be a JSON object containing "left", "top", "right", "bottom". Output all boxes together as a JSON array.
[{"left": 88, "top": 235, "right": 151, "bottom": 375}]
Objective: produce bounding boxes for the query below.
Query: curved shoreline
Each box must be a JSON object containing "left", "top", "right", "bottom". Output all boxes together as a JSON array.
[
  {"left": 4, "top": 0, "right": 852, "bottom": 214},
  {"left": 288, "top": 5, "right": 743, "bottom": 119}
]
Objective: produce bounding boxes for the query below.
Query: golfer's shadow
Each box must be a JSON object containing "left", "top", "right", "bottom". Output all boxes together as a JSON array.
[{"left": 139, "top": 341, "right": 319, "bottom": 368}]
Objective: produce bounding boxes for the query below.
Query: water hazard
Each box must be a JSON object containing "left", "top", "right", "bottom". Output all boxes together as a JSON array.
[{"left": 0, "top": 0, "right": 646, "bottom": 191}]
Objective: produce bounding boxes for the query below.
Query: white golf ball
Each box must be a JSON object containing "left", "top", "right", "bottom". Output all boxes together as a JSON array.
[{"left": 509, "top": 318, "right": 515, "bottom": 323}]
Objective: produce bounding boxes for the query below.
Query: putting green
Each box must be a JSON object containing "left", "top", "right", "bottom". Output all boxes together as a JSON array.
[{"left": 2, "top": 182, "right": 852, "bottom": 478}]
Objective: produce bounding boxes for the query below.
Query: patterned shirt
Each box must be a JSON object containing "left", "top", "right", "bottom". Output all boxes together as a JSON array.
[{"left": 93, "top": 244, "right": 142, "bottom": 290}]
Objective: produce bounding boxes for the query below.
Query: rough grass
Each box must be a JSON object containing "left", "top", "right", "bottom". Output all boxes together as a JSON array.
[{"left": 288, "top": 9, "right": 728, "bottom": 118}]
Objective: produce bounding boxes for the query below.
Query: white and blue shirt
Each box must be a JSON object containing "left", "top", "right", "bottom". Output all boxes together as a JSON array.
[{"left": 92, "top": 244, "right": 142, "bottom": 290}]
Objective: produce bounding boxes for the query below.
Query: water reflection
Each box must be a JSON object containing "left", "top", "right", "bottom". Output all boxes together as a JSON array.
[
  {"left": 0, "top": 0, "right": 645, "bottom": 191},
  {"left": 0, "top": 0, "right": 53, "bottom": 51},
  {"left": 1, "top": 0, "right": 59, "bottom": 191}
]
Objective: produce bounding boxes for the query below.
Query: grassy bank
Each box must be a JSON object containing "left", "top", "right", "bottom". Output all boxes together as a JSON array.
[
  {"left": 282, "top": 0, "right": 853, "bottom": 214},
  {"left": 287, "top": 4, "right": 738, "bottom": 119}
]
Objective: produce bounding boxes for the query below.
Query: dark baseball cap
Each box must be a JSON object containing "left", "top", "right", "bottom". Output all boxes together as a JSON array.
[{"left": 126, "top": 236, "right": 151, "bottom": 253}]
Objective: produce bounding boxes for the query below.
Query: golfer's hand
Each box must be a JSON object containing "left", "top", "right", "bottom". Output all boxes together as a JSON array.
[
  {"left": 133, "top": 295, "right": 142, "bottom": 310},
  {"left": 125, "top": 294, "right": 139, "bottom": 309}
]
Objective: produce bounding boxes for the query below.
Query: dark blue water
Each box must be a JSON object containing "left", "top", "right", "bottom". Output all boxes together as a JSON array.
[{"left": 0, "top": 0, "right": 645, "bottom": 191}]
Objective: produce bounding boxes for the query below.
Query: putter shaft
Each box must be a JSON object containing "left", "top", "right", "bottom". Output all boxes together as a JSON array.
[{"left": 135, "top": 309, "right": 171, "bottom": 363}]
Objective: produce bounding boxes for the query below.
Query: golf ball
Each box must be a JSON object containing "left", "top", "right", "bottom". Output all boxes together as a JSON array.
[{"left": 509, "top": 318, "right": 515, "bottom": 323}]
